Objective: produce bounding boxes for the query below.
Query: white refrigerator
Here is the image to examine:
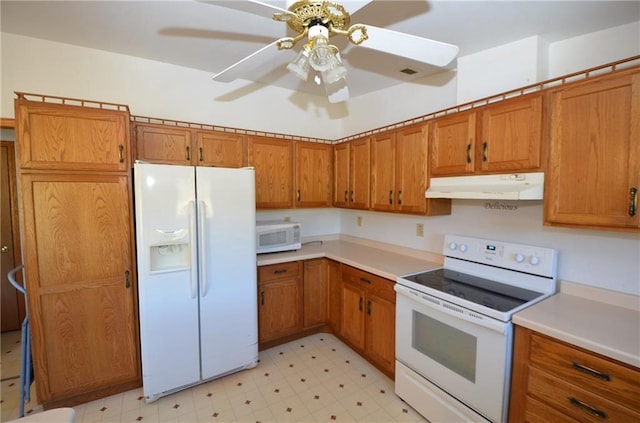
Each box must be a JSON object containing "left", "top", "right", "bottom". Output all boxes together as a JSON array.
[{"left": 134, "top": 162, "right": 258, "bottom": 402}]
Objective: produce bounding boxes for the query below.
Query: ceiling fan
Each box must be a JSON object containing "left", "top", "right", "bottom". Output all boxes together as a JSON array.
[{"left": 206, "top": 0, "right": 459, "bottom": 103}]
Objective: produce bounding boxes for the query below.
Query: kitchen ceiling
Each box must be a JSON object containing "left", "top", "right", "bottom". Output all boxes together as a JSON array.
[{"left": 2, "top": 1, "right": 639, "bottom": 99}]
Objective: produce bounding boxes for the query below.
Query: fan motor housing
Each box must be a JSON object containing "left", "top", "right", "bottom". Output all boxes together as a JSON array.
[{"left": 285, "top": 1, "right": 351, "bottom": 35}]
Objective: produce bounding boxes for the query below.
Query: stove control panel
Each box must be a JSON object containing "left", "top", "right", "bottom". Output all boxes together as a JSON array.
[{"left": 444, "top": 235, "right": 558, "bottom": 277}]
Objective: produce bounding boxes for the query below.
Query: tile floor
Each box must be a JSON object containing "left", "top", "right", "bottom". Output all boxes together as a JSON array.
[{"left": 2, "top": 332, "right": 427, "bottom": 422}]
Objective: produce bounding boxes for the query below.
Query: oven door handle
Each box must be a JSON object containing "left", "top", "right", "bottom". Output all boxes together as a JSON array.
[{"left": 395, "top": 284, "right": 508, "bottom": 334}]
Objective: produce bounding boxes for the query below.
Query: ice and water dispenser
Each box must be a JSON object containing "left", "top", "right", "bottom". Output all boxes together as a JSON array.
[{"left": 148, "top": 228, "right": 191, "bottom": 272}]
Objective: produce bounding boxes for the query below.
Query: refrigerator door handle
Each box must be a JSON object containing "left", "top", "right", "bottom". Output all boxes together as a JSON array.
[
  {"left": 198, "top": 200, "right": 208, "bottom": 298},
  {"left": 189, "top": 200, "right": 198, "bottom": 299}
]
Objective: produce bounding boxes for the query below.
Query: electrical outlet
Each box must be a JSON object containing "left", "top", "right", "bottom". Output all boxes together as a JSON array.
[
  {"left": 357, "top": 216, "right": 363, "bottom": 227},
  {"left": 416, "top": 223, "right": 424, "bottom": 237},
  {"left": 283, "top": 216, "right": 291, "bottom": 222}
]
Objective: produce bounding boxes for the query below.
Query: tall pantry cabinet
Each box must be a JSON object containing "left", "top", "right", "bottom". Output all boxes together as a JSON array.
[{"left": 14, "top": 95, "right": 141, "bottom": 408}]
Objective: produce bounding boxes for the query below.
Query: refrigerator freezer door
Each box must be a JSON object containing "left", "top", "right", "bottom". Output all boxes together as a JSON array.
[
  {"left": 196, "top": 167, "right": 258, "bottom": 380},
  {"left": 134, "top": 163, "right": 201, "bottom": 400}
]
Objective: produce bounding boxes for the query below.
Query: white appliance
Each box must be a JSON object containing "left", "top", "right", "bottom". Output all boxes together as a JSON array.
[
  {"left": 134, "top": 162, "right": 258, "bottom": 402},
  {"left": 256, "top": 220, "right": 301, "bottom": 254},
  {"left": 425, "top": 172, "right": 545, "bottom": 200},
  {"left": 395, "top": 235, "right": 557, "bottom": 422}
]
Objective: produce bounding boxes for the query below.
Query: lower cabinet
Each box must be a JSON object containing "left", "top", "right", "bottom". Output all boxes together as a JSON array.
[
  {"left": 510, "top": 325, "right": 640, "bottom": 422},
  {"left": 257, "top": 261, "right": 302, "bottom": 343},
  {"left": 257, "top": 259, "right": 396, "bottom": 379},
  {"left": 340, "top": 265, "right": 396, "bottom": 378}
]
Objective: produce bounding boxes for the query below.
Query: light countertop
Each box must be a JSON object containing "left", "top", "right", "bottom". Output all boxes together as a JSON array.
[
  {"left": 256, "top": 237, "right": 442, "bottom": 281},
  {"left": 513, "top": 291, "right": 640, "bottom": 368}
]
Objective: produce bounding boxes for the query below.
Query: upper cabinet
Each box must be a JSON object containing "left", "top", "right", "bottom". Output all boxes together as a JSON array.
[
  {"left": 544, "top": 71, "right": 640, "bottom": 231},
  {"left": 193, "top": 131, "right": 245, "bottom": 168},
  {"left": 430, "top": 94, "right": 544, "bottom": 176},
  {"left": 248, "top": 136, "right": 294, "bottom": 209},
  {"left": 371, "top": 124, "right": 451, "bottom": 215},
  {"left": 294, "top": 141, "right": 332, "bottom": 207},
  {"left": 334, "top": 137, "right": 370, "bottom": 209},
  {"left": 15, "top": 101, "right": 130, "bottom": 172},
  {"left": 133, "top": 122, "right": 245, "bottom": 167}
]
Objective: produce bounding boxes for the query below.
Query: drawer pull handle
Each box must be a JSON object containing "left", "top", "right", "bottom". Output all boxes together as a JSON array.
[
  {"left": 569, "top": 397, "right": 608, "bottom": 419},
  {"left": 359, "top": 277, "right": 371, "bottom": 284},
  {"left": 572, "top": 362, "right": 611, "bottom": 381},
  {"left": 359, "top": 297, "right": 363, "bottom": 312},
  {"left": 118, "top": 144, "right": 125, "bottom": 163},
  {"left": 273, "top": 269, "right": 287, "bottom": 275},
  {"left": 367, "top": 300, "right": 371, "bottom": 315}
]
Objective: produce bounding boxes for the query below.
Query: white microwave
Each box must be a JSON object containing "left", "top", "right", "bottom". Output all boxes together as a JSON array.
[{"left": 256, "top": 221, "right": 301, "bottom": 254}]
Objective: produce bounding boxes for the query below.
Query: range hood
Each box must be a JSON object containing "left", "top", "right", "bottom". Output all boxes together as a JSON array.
[{"left": 426, "top": 172, "right": 545, "bottom": 200}]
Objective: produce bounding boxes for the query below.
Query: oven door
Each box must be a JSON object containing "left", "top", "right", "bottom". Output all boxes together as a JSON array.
[{"left": 395, "top": 284, "right": 512, "bottom": 423}]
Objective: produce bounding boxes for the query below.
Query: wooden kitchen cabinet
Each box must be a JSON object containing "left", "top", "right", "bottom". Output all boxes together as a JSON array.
[
  {"left": 430, "top": 94, "right": 543, "bottom": 176},
  {"left": 295, "top": 141, "right": 332, "bottom": 207},
  {"left": 340, "top": 265, "right": 396, "bottom": 378},
  {"left": 258, "top": 261, "right": 302, "bottom": 343},
  {"left": 193, "top": 130, "right": 245, "bottom": 167},
  {"left": 134, "top": 122, "right": 245, "bottom": 167},
  {"left": 302, "top": 258, "right": 328, "bottom": 329},
  {"left": 134, "top": 123, "right": 192, "bottom": 165},
  {"left": 510, "top": 325, "right": 640, "bottom": 422},
  {"left": 14, "top": 97, "right": 140, "bottom": 408},
  {"left": 371, "top": 124, "right": 450, "bottom": 215},
  {"left": 544, "top": 71, "right": 640, "bottom": 231},
  {"left": 248, "top": 136, "right": 294, "bottom": 209},
  {"left": 333, "top": 137, "right": 370, "bottom": 209}
]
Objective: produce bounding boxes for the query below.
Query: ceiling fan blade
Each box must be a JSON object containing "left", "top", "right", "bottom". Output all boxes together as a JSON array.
[
  {"left": 213, "top": 39, "right": 281, "bottom": 82},
  {"left": 359, "top": 25, "right": 459, "bottom": 68},
  {"left": 201, "top": 0, "right": 294, "bottom": 19}
]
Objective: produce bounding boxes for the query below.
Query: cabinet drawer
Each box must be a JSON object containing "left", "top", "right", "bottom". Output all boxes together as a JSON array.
[
  {"left": 258, "top": 261, "right": 301, "bottom": 283},
  {"left": 528, "top": 366, "right": 640, "bottom": 423},
  {"left": 342, "top": 265, "right": 394, "bottom": 301},
  {"left": 530, "top": 333, "right": 640, "bottom": 411},
  {"left": 524, "top": 395, "right": 581, "bottom": 423}
]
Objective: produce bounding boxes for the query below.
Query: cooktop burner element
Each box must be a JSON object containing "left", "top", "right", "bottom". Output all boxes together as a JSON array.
[{"left": 402, "top": 268, "right": 543, "bottom": 312}]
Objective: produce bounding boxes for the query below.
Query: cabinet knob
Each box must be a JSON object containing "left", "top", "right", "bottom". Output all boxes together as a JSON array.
[{"left": 1, "top": 246, "right": 8, "bottom": 253}]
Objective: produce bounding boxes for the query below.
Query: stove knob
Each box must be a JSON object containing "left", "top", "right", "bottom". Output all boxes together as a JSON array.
[
  {"left": 449, "top": 242, "right": 457, "bottom": 251},
  {"left": 515, "top": 253, "right": 525, "bottom": 263},
  {"left": 529, "top": 255, "right": 541, "bottom": 266},
  {"left": 459, "top": 244, "right": 468, "bottom": 252}
]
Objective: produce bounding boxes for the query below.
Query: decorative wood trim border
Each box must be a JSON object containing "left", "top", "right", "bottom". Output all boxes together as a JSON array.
[{"left": 1, "top": 118, "right": 15, "bottom": 128}]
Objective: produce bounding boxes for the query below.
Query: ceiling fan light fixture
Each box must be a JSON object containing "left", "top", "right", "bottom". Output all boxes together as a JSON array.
[
  {"left": 321, "top": 52, "right": 347, "bottom": 85},
  {"left": 286, "top": 48, "right": 311, "bottom": 80}
]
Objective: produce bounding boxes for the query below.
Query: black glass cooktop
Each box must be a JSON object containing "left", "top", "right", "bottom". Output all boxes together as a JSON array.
[{"left": 402, "top": 268, "right": 543, "bottom": 312}]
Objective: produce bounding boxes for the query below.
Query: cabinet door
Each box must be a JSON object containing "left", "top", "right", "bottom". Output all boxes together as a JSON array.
[
  {"left": 303, "top": 259, "right": 328, "bottom": 329},
  {"left": 333, "top": 143, "right": 350, "bottom": 207},
  {"left": 194, "top": 131, "right": 245, "bottom": 168},
  {"left": 370, "top": 133, "right": 396, "bottom": 212},
  {"left": 20, "top": 173, "right": 139, "bottom": 404},
  {"left": 431, "top": 110, "right": 477, "bottom": 176},
  {"left": 327, "top": 260, "right": 342, "bottom": 334},
  {"left": 395, "top": 125, "right": 427, "bottom": 214},
  {"left": 248, "top": 136, "right": 293, "bottom": 209},
  {"left": 15, "top": 101, "right": 130, "bottom": 172},
  {"left": 350, "top": 137, "right": 371, "bottom": 209},
  {"left": 295, "top": 142, "right": 332, "bottom": 207},
  {"left": 365, "top": 293, "right": 396, "bottom": 377},
  {"left": 341, "top": 282, "right": 366, "bottom": 351},
  {"left": 134, "top": 123, "right": 192, "bottom": 165},
  {"left": 258, "top": 279, "right": 302, "bottom": 342},
  {"left": 545, "top": 73, "right": 640, "bottom": 230},
  {"left": 480, "top": 95, "right": 543, "bottom": 173}
]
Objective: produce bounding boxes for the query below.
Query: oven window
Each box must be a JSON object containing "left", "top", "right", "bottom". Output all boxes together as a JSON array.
[{"left": 412, "top": 311, "right": 477, "bottom": 382}]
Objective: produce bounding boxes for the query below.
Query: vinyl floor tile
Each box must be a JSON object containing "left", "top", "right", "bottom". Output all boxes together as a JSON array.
[{"left": 1, "top": 332, "right": 427, "bottom": 422}]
